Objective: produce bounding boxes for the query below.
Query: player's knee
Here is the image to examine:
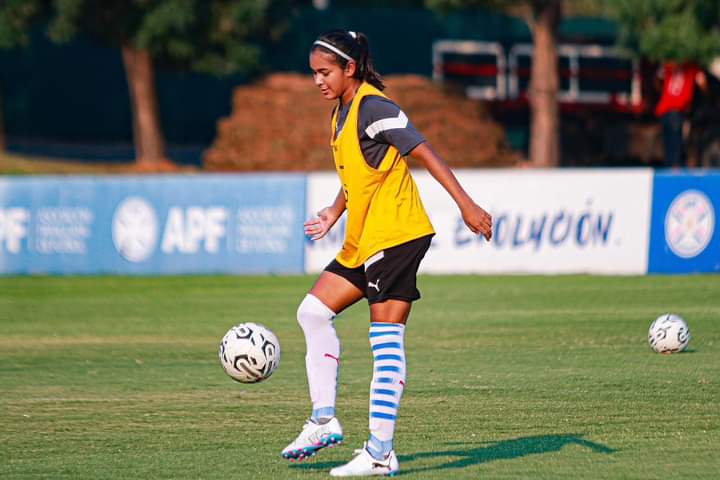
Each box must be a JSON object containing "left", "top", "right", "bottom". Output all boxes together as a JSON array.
[{"left": 297, "top": 294, "right": 334, "bottom": 330}]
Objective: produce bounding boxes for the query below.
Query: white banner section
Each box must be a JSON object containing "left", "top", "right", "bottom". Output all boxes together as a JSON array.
[{"left": 305, "top": 169, "right": 653, "bottom": 274}]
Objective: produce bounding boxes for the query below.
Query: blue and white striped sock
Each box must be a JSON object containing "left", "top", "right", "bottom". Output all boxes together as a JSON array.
[{"left": 366, "top": 322, "right": 406, "bottom": 460}]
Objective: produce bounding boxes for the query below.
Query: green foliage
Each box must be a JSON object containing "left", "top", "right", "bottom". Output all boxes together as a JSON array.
[
  {"left": 425, "top": 0, "right": 613, "bottom": 40},
  {"left": 426, "top": 0, "right": 518, "bottom": 14},
  {"left": 0, "top": 0, "right": 45, "bottom": 49},
  {"left": 426, "top": 0, "right": 609, "bottom": 19},
  {"left": 609, "top": 0, "right": 720, "bottom": 65},
  {"left": 48, "top": 0, "right": 293, "bottom": 76},
  {"left": 1, "top": 275, "right": 719, "bottom": 478}
]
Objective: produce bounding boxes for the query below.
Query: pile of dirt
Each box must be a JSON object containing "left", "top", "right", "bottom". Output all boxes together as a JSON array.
[{"left": 204, "top": 73, "right": 521, "bottom": 171}]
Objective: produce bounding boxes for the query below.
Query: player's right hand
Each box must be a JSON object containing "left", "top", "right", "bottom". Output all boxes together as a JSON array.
[{"left": 304, "top": 207, "right": 339, "bottom": 241}]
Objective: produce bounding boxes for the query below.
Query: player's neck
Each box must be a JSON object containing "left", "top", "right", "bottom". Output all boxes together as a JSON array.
[{"left": 340, "top": 80, "right": 362, "bottom": 106}]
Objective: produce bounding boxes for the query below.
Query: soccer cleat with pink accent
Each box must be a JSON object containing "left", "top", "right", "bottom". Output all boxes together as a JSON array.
[
  {"left": 281, "top": 417, "right": 343, "bottom": 461},
  {"left": 329, "top": 443, "right": 399, "bottom": 477}
]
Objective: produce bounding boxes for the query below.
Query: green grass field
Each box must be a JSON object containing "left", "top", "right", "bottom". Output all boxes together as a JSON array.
[{"left": 1, "top": 275, "right": 719, "bottom": 479}]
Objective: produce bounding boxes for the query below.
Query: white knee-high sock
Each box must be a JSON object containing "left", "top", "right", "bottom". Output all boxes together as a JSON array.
[
  {"left": 297, "top": 294, "right": 339, "bottom": 421},
  {"left": 367, "top": 322, "right": 406, "bottom": 459}
]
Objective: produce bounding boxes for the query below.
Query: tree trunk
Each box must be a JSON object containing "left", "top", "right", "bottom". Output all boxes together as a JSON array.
[
  {"left": 528, "top": 0, "right": 561, "bottom": 167},
  {"left": 121, "top": 43, "right": 172, "bottom": 169},
  {"left": 0, "top": 91, "right": 6, "bottom": 152}
]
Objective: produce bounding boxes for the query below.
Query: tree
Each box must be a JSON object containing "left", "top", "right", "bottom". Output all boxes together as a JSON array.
[
  {"left": 49, "top": 0, "right": 287, "bottom": 169},
  {"left": 0, "top": 0, "right": 46, "bottom": 152},
  {"left": 525, "top": 0, "right": 561, "bottom": 168},
  {"left": 609, "top": 0, "right": 720, "bottom": 65},
  {"left": 427, "top": 0, "right": 563, "bottom": 167}
]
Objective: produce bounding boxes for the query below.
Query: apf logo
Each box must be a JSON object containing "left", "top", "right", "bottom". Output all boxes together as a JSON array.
[
  {"left": 112, "top": 197, "right": 159, "bottom": 262},
  {"left": 0, "top": 207, "right": 30, "bottom": 254},
  {"left": 664, "top": 190, "right": 715, "bottom": 259}
]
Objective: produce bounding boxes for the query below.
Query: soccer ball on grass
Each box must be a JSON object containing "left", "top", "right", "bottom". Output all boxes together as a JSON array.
[
  {"left": 219, "top": 323, "right": 280, "bottom": 383},
  {"left": 648, "top": 313, "right": 690, "bottom": 354}
]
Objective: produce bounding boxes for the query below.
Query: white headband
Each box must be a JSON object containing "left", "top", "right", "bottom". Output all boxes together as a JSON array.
[{"left": 313, "top": 40, "right": 354, "bottom": 62}]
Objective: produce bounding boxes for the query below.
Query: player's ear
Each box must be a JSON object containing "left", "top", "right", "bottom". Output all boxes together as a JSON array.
[{"left": 344, "top": 60, "right": 357, "bottom": 77}]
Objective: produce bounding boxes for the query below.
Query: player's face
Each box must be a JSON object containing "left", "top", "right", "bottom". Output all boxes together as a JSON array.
[{"left": 310, "top": 50, "right": 355, "bottom": 101}]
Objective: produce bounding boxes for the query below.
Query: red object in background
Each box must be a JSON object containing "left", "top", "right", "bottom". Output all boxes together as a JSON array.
[
  {"left": 655, "top": 63, "right": 700, "bottom": 117},
  {"left": 443, "top": 63, "right": 498, "bottom": 77}
]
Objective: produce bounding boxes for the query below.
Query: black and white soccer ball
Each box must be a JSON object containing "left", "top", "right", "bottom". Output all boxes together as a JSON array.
[
  {"left": 219, "top": 323, "right": 280, "bottom": 383},
  {"left": 648, "top": 313, "right": 691, "bottom": 354}
]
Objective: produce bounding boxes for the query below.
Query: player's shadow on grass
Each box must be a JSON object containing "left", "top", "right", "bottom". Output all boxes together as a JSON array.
[
  {"left": 398, "top": 433, "right": 615, "bottom": 475},
  {"left": 289, "top": 433, "right": 614, "bottom": 475}
]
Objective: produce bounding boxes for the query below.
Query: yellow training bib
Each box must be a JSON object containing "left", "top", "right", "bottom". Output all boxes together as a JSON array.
[{"left": 331, "top": 82, "right": 435, "bottom": 268}]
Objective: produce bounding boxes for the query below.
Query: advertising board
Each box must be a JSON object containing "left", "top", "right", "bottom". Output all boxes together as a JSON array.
[
  {"left": 306, "top": 169, "right": 653, "bottom": 274},
  {"left": 648, "top": 172, "right": 720, "bottom": 273},
  {"left": 0, "top": 174, "right": 306, "bottom": 274}
]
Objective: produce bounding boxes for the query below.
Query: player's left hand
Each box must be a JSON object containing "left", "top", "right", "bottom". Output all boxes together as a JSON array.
[{"left": 461, "top": 202, "right": 492, "bottom": 241}]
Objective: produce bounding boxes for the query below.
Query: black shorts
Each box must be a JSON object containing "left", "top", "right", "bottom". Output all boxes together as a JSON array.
[{"left": 324, "top": 234, "right": 433, "bottom": 304}]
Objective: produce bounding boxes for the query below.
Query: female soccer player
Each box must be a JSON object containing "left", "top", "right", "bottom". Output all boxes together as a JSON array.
[{"left": 281, "top": 30, "right": 492, "bottom": 477}]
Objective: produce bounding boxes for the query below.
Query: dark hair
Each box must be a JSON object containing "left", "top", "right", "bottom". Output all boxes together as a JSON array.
[{"left": 311, "top": 29, "right": 385, "bottom": 91}]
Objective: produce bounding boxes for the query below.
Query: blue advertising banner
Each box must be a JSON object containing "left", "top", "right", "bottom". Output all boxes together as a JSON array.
[
  {"left": 648, "top": 172, "right": 720, "bottom": 273},
  {"left": 0, "top": 174, "right": 306, "bottom": 274}
]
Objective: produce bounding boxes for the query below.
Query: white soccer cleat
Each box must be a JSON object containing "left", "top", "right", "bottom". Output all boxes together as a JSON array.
[
  {"left": 329, "top": 443, "right": 399, "bottom": 477},
  {"left": 281, "top": 417, "right": 343, "bottom": 461}
]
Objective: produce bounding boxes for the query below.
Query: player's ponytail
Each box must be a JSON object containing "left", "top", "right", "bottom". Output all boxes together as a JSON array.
[
  {"left": 312, "top": 29, "right": 385, "bottom": 91},
  {"left": 353, "top": 32, "right": 384, "bottom": 91}
]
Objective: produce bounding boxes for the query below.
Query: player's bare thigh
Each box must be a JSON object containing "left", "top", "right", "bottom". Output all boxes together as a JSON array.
[
  {"left": 309, "top": 271, "right": 413, "bottom": 323},
  {"left": 309, "top": 270, "right": 365, "bottom": 314},
  {"left": 370, "top": 299, "right": 412, "bottom": 325}
]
